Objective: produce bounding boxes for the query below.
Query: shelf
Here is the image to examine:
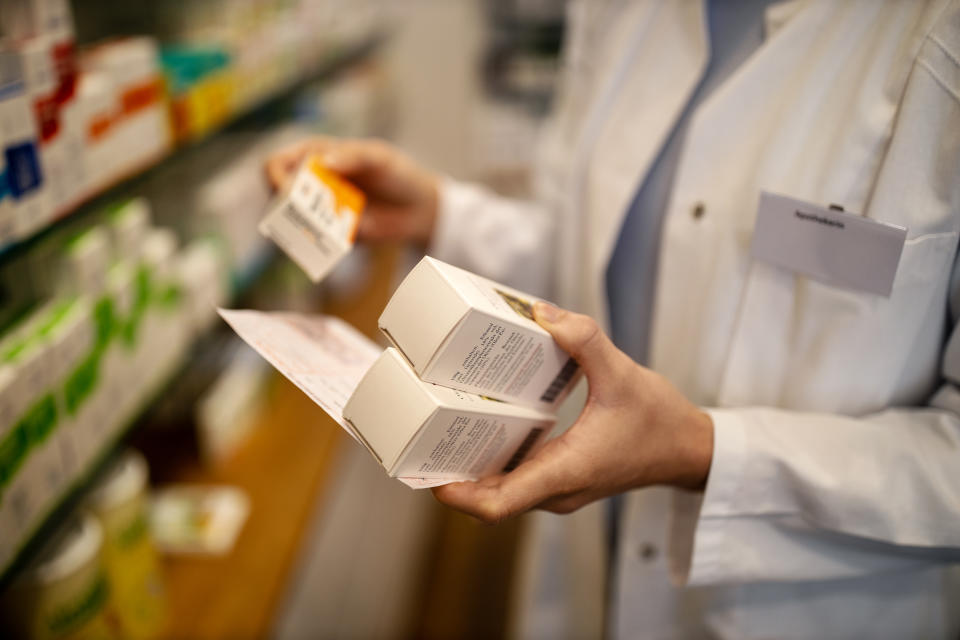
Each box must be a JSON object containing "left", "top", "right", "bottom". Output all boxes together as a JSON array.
[
  {"left": 0, "top": 243, "right": 279, "bottom": 589},
  {"left": 0, "top": 33, "right": 386, "bottom": 265},
  {"left": 0, "top": 32, "right": 387, "bottom": 586}
]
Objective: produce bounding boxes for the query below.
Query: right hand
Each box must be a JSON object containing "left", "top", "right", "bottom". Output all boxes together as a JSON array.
[{"left": 265, "top": 137, "right": 441, "bottom": 246}]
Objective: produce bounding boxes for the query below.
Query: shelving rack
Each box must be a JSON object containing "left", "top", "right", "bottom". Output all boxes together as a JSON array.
[
  {"left": 0, "top": 30, "right": 386, "bottom": 589},
  {"left": 0, "top": 33, "right": 385, "bottom": 262}
]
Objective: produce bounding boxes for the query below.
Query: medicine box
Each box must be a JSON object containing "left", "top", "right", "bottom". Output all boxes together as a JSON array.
[
  {"left": 379, "top": 256, "right": 582, "bottom": 412},
  {"left": 259, "top": 156, "right": 365, "bottom": 282},
  {"left": 343, "top": 348, "right": 555, "bottom": 482}
]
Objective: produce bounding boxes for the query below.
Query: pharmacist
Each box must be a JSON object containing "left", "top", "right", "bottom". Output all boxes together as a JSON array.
[{"left": 268, "top": 1, "right": 960, "bottom": 638}]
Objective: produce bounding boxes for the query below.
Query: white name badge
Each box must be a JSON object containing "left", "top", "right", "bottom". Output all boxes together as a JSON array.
[{"left": 750, "top": 192, "right": 907, "bottom": 297}]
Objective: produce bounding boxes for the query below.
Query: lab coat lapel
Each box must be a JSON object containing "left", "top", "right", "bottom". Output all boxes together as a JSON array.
[{"left": 578, "top": 1, "right": 709, "bottom": 325}]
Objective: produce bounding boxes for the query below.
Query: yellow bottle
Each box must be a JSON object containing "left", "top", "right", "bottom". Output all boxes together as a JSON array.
[{"left": 85, "top": 451, "right": 165, "bottom": 640}]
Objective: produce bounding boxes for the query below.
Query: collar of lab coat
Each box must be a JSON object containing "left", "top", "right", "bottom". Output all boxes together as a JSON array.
[{"left": 547, "top": 0, "right": 710, "bottom": 325}]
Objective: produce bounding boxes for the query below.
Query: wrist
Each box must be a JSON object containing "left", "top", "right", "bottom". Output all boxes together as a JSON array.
[
  {"left": 675, "top": 409, "right": 714, "bottom": 490},
  {"left": 646, "top": 394, "right": 714, "bottom": 491}
]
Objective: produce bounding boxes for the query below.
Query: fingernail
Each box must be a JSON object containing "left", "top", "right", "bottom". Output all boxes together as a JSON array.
[{"left": 533, "top": 301, "right": 560, "bottom": 323}]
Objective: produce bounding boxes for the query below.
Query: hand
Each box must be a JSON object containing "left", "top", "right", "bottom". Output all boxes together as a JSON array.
[
  {"left": 265, "top": 137, "right": 441, "bottom": 246},
  {"left": 432, "top": 302, "right": 714, "bottom": 524}
]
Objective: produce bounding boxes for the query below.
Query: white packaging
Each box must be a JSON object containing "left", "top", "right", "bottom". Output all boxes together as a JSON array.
[
  {"left": 258, "top": 156, "right": 365, "bottom": 282},
  {"left": 0, "top": 365, "right": 24, "bottom": 562},
  {"left": 137, "top": 227, "right": 189, "bottom": 395},
  {"left": 0, "top": 47, "right": 47, "bottom": 240},
  {"left": 74, "top": 70, "right": 115, "bottom": 192},
  {"left": 0, "top": 336, "right": 61, "bottom": 542},
  {"left": 379, "top": 257, "right": 582, "bottom": 412},
  {"left": 62, "top": 302, "right": 106, "bottom": 471},
  {"left": 81, "top": 37, "right": 169, "bottom": 179},
  {"left": 61, "top": 226, "right": 110, "bottom": 295},
  {"left": 108, "top": 197, "right": 151, "bottom": 262},
  {"left": 343, "top": 347, "right": 555, "bottom": 483},
  {"left": 175, "top": 240, "right": 227, "bottom": 334},
  {"left": 20, "top": 35, "right": 70, "bottom": 221},
  {"left": 42, "top": 298, "right": 89, "bottom": 480}
]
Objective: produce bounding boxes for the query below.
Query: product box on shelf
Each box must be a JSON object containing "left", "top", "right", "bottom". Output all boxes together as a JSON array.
[
  {"left": 60, "top": 226, "right": 110, "bottom": 296},
  {"left": 0, "top": 47, "right": 47, "bottom": 242},
  {"left": 137, "top": 227, "right": 190, "bottom": 394},
  {"left": 107, "top": 197, "right": 151, "bottom": 262},
  {"left": 40, "top": 297, "right": 91, "bottom": 480},
  {"left": 21, "top": 33, "right": 82, "bottom": 217},
  {"left": 73, "top": 69, "right": 115, "bottom": 192},
  {"left": 379, "top": 257, "right": 582, "bottom": 412},
  {"left": 0, "top": 306, "right": 67, "bottom": 546},
  {"left": 0, "top": 362, "right": 36, "bottom": 559},
  {"left": 81, "top": 37, "right": 170, "bottom": 175},
  {"left": 344, "top": 347, "right": 555, "bottom": 483},
  {"left": 56, "top": 297, "right": 101, "bottom": 474},
  {"left": 175, "top": 239, "right": 228, "bottom": 334}
]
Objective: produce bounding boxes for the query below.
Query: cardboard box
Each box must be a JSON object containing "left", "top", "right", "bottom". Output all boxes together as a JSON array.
[
  {"left": 379, "top": 257, "right": 582, "bottom": 412},
  {"left": 0, "top": 47, "right": 48, "bottom": 241},
  {"left": 343, "top": 347, "right": 554, "bottom": 482},
  {"left": 259, "top": 156, "right": 364, "bottom": 282},
  {"left": 62, "top": 227, "right": 110, "bottom": 296}
]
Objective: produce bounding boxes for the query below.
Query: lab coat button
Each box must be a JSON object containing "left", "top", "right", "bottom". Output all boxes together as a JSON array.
[
  {"left": 691, "top": 202, "right": 705, "bottom": 220},
  {"left": 637, "top": 543, "right": 658, "bottom": 562}
]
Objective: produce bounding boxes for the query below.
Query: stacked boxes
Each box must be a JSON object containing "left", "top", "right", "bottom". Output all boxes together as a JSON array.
[
  {"left": 0, "top": 0, "right": 173, "bottom": 249},
  {"left": 0, "top": 197, "right": 229, "bottom": 573},
  {"left": 78, "top": 37, "right": 171, "bottom": 193},
  {"left": 344, "top": 348, "right": 556, "bottom": 484},
  {"left": 0, "top": 46, "right": 45, "bottom": 243},
  {"left": 344, "top": 257, "right": 582, "bottom": 484}
]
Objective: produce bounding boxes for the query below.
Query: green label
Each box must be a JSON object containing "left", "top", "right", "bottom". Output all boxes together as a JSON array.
[
  {"left": 156, "top": 283, "right": 183, "bottom": 309},
  {"left": 21, "top": 394, "right": 58, "bottom": 446},
  {"left": 93, "top": 297, "right": 116, "bottom": 351},
  {"left": 121, "top": 266, "right": 152, "bottom": 347},
  {"left": 64, "top": 352, "right": 100, "bottom": 416},
  {"left": 0, "top": 423, "right": 29, "bottom": 487}
]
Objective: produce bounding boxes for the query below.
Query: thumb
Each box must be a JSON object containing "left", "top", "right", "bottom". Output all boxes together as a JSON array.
[{"left": 533, "top": 302, "right": 621, "bottom": 379}]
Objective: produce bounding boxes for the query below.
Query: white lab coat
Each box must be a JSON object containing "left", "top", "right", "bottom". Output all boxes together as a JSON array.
[{"left": 429, "top": 0, "right": 960, "bottom": 638}]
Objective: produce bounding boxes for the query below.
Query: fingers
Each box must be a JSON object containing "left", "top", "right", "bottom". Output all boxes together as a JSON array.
[
  {"left": 321, "top": 138, "right": 395, "bottom": 177},
  {"left": 264, "top": 137, "right": 391, "bottom": 191},
  {"left": 533, "top": 302, "right": 625, "bottom": 381},
  {"left": 265, "top": 139, "right": 320, "bottom": 191},
  {"left": 432, "top": 441, "right": 582, "bottom": 524}
]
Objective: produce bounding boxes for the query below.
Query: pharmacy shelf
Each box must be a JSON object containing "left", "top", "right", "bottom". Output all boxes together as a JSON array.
[
  {"left": 0, "top": 32, "right": 386, "bottom": 264},
  {"left": 0, "top": 31, "right": 387, "bottom": 587},
  {"left": 0, "top": 242, "right": 283, "bottom": 590}
]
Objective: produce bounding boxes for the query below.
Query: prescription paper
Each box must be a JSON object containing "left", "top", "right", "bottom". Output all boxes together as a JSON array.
[{"left": 218, "top": 308, "right": 459, "bottom": 489}]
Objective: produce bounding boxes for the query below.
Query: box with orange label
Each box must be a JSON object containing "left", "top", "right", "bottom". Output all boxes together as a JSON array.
[{"left": 259, "top": 156, "right": 365, "bottom": 282}]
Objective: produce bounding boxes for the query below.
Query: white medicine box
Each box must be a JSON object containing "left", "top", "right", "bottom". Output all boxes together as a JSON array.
[
  {"left": 259, "top": 156, "right": 365, "bottom": 283},
  {"left": 343, "top": 348, "right": 555, "bottom": 483},
  {"left": 379, "top": 257, "right": 581, "bottom": 412}
]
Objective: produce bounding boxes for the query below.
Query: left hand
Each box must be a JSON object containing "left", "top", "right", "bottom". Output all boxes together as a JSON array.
[{"left": 432, "top": 302, "right": 714, "bottom": 524}]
